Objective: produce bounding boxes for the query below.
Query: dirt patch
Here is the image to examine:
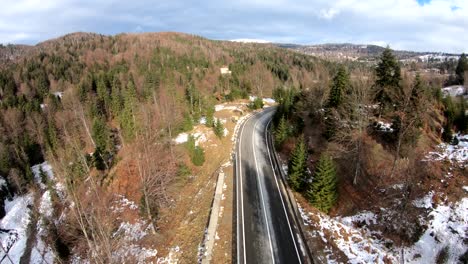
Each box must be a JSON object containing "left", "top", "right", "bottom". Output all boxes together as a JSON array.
[{"left": 154, "top": 102, "right": 246, "bottom": 263}]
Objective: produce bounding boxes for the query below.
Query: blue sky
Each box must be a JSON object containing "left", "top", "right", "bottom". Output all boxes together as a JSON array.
[
  {"left": 417, "top": 0, "right": 432, "bottom": 5},
  {"left": 0, "top": 0, "right": 467, "bottom": 53}
]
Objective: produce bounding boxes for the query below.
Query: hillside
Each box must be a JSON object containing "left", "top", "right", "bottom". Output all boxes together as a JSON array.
[
  {"left": 0, "top": 31, "right": 466, "bottom": 263},
  {"left": 0, "top": 31, "right": 329, "bottom": 263}
]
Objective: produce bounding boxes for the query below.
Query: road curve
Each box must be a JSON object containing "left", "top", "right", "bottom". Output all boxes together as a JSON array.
[{"left": 235, "top": 108, "right": 308, "bottom": 264}]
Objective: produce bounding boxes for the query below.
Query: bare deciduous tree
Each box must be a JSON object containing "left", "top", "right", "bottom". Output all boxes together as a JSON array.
[
  {"left": 332, "top": 70, "right": 373, "bottom": 185},
  {"left": 136, "top": 102, "right": 177, "bottom": 234}
]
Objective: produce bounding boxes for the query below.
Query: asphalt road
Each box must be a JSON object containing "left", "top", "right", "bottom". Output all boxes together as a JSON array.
[{"left": 235, "top": 108, "right": 307, "bottom": 264}]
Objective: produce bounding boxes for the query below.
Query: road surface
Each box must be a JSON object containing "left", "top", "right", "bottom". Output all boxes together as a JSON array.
[{"left": 235, "top": 108, "right": 308, "bottom": 264}]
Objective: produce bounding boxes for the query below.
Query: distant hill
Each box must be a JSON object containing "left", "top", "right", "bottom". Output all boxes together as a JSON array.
[
  {"left": 0, "top": 43, "right": 33, "bottom": 64},
  {"left": 275, "top": 43, "right": 460, "bottom": 63}
]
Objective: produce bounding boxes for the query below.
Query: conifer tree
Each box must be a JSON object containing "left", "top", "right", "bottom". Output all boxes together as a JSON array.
[
  {"left": 96, "top": 72, "right": 110, "bottom": 115},
  {"left": 275, "top": 115, "right": 288, "bottom": 146},
  {"left": 111, "top": 76, "right": 123, "bottom": 119},
  {"left": 307, "top": 154, "right": 337, "bottom": 213},
  {"left": 186, "top": 135, "right": 205, "bottom": 166},
  {"left": 214, "top": 118, "right": 224, "bottom": 138},
  {"left": 92, "top": 117, "right": 110, "bottom": 152},
  {"left": 374, "top": 47, "right": 402, "bottom": 113},
  {"left": 288, "top": 136, "right": 308, "bottom": 191},
  {"left": 328, "top": 66, "right": 349, "bottom": 108},
  {"left": 455, "top": 53, "right": 467, "bottom": 85},
  {"left": 205, "top": 106, "right": 215, "bottom": 128},
  {"left": 120, "top": 78, "right": 137, "bottom": 141},
  {"left": 45, "top": 119, "right": 58, "bottom": 153}
]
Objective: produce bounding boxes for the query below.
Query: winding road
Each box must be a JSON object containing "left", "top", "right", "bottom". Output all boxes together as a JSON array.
[{"left": 235, "top": 107, "right": 310, "bottom": 264}]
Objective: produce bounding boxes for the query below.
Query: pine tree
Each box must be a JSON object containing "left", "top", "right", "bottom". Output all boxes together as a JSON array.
[
  {"left": 374, "top": 47, "right": 402, "bottom": 113},
  {"left": 45, "top": 119, "right": 58, "bottom": 153},
  {"left": 92, "top": 117, "right": 110, "bottom": 152},
  {"left": 455, "top": 96, "right": 467, "bottom": 133},
  {"left": 191, "top": 146, "right": 205, "bottom": 166},
  {"left": 214, "top": 118, "right": 224, "bottom": 138},
  {"left": 288, "top": 136, "right": 308, "bottom": 191},
  {"left": 111, "top": 76, "right": 123, "bottom": 119},
  {"left": 328, "top": 66, "right": 349, "bottom": 108},
  {"left": 455, "top": 53, "right": 467, "bottom": 85},
  {"left": 120, "top": 78, "right": 137, "bottom": 141},
  {"left": 205, "top": 106, "right": 215, "bottom": 128},
  {"left": 275, "top": 115, "right": 288, "bottom": 146},
  {"left": 307, "top": 154, "right": 337, "bottom": 213},
  {"left": 96, "top": 72, "right": 110, "bottom": 115},
  {"left": 185, "top": 135, "right": 205, "bottom": 166}
]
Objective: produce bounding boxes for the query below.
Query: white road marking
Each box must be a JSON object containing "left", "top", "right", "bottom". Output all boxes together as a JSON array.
[
  {"left": 238, "top": 115, "right": 248, "bottom": 264},
  {"left": 252, "top": 116, "right": 276, "bottom": 264},
  {"left": 265, "top": 118, "right": 303, "bottom": 263}
]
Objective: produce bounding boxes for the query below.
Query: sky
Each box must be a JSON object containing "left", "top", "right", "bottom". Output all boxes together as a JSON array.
[{"left": 0, "top": 0, "right": 467, "bottom": 53}]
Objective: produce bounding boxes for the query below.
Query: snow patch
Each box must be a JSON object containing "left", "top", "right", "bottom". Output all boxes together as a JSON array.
[
  {"left": 298, "top": 203, "right": 398, "bottom": 263},
  {"left": 111, "top": 195, "right": 138, "bottom": 213},
  {"left": 262, "top": 98, "right": 276, "bottom": 104},
  {"left": 199, "top": 117, "right": 207, "bottom": 125},
  {"left": 425, "top": 134, "right": 468, "bottom": 167},
  {"left": 339, "top": 211, "right": 378, "bottom": 226},
  {"left": 230, "top": 38, "right": 271, "bottom": 44},
  {"left": 375, "top": 121, "right": 394, "bottom": 133},
  {"left": 112, "top": 219, "right": 158, "bottom": 263},
  {"left": 215, "top": 104, "right": 239, "bottom": 112},
  {"left": 403, "top": 198, "right": 468, "bottom": 263},
  {"left": 173, "top": 131, "right": 208, "bottom": 146},
  {"left": 249, "top": 95, "right": 257, "bottom": 101},
  {"left": 0, "top": 194, "right": 34, "bottom": 263},
  {"left": 441, "top": 85, "right": 466, "bottom": 97},
  {"left": 158, "top": 246, "right": 181, "bottom": 264},
  {"left": 173, "top": 133, "right": 189, "bottom": 144},
  {"left": 412, "top": 191, "right": 434, "bottom": 209},
  {"left": 31, "top": 161, "right": 54, "bottom": 189},
  {"left": 0, "top": 176, "right": 6, "bottom": 188}
]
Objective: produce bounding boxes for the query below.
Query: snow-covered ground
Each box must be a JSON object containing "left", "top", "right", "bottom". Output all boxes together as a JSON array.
[
  {"left": 419, "top": 54, "right": 459, "bottom": 63},
  {"left": 215, "top": 104, "right": 242, "bottom": 112},
  {"left": 0, "top": 194, "right": 34, "bottom": 263},
  {"left": 298, "top": 184, "right": 468, "bottom": 264},
  {"left": 425, "top": 134, "right": 468, "bottom": 167},
  {"left": 230, "top": 38, "right": 271, "bottom": 44},
  {"left": 375, "top": 121, "right": 394, "bottom": 133},
  {"left": 298, "top": 203, "right": 398, "bottom": 263},
  {"left": 31, "top": 161, "right": 54, "bottom": 189},
  {"left": 157, "top": 245, "right": 181, "bottom": 263},
  {"left": 31, "top": 190, "right": 55, "bottom": 264},
  {"left": 110, "top": 196, "right": 158, "bottom": 263},
  {"left": 442, "top": 85, "right": 466, "bottom": 97},
  {"left": 173, "top": 131, "right": 209, "bottom": 146},
  {"left": 403, "top": 196, "right": 467, "bottom": 263}
]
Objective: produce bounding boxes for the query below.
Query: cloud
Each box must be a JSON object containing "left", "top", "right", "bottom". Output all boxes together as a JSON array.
[
  {"left": 0, "top": 0, "right": 466, "bottom": 53},
  {"left": 319, "top": 8, "right": 340, "bottom": 20}
]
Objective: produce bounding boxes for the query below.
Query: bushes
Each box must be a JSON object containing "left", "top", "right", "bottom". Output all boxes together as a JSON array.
[
  {"left": 213, "top": 119, "right": 224, "bottom": 139},
  {"left": 186, "top": 135, "right": 205, "bottom": 166},
  {"left": 249, "top": 97, "right": 264, "bottom": 110}
]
